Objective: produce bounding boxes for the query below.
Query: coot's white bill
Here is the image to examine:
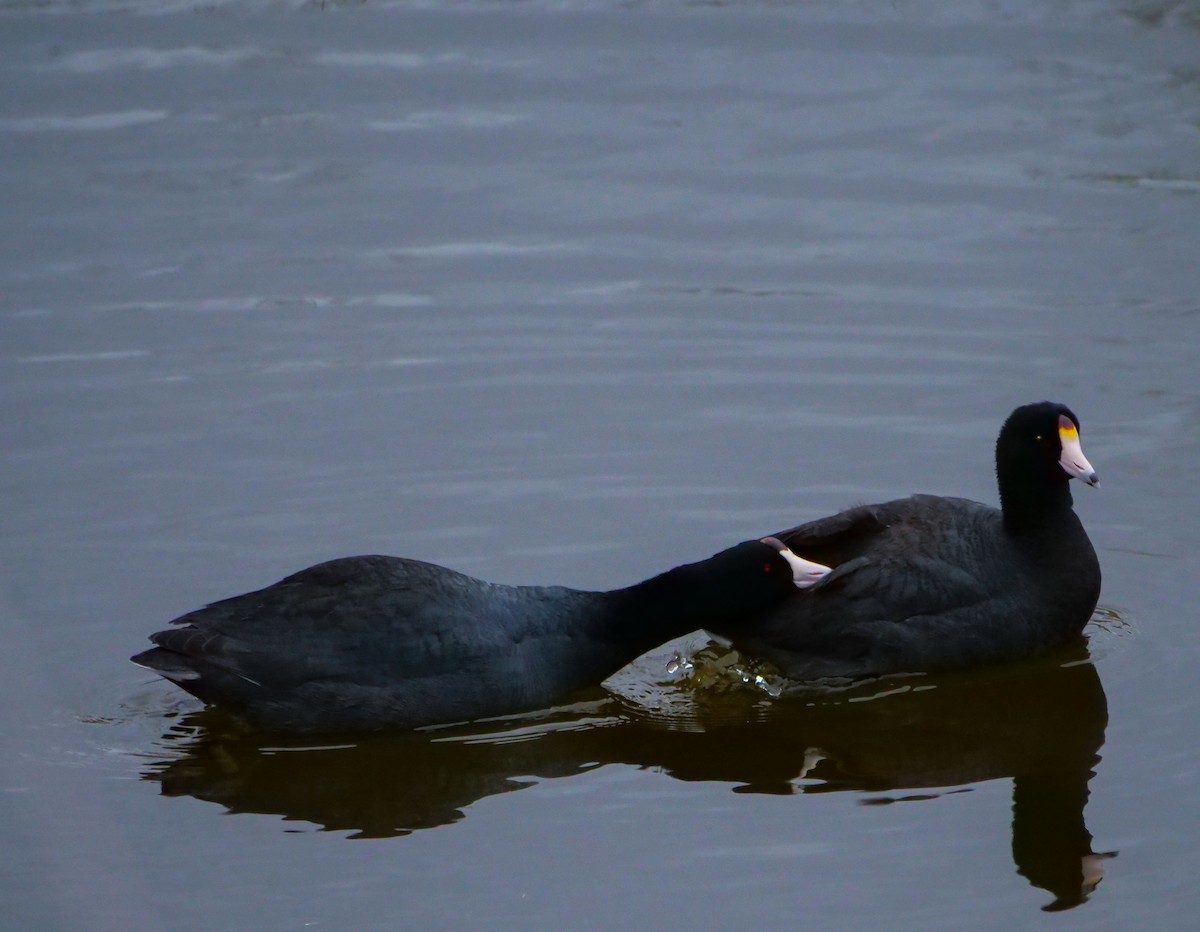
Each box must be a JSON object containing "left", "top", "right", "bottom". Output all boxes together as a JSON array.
[
  {"left": 1058, "top": 415, "right": 1099, "bottom": 487},
  {"left": 760, "top": 536, "right": 831, "bottom": 589}
]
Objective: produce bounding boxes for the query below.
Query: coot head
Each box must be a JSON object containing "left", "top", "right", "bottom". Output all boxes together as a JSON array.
[
  {"left": 996, "top": 401, "right": 1099, "bottom": 526},
  {"left": 674, "top": 537, "right": 831, "bottom": 627}
]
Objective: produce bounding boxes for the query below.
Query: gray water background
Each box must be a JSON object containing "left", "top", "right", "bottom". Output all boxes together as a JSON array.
[{"left": 2, "top": 0, "right": 1199, "bottom": 927}]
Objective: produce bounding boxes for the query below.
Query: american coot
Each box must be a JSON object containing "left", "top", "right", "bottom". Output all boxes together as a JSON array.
[
  {"left": 133, "top": 537, "right": 830, "bottom": 734},
  {"left": 707, "top": 402, "right": 1102, "bottom": 680}
]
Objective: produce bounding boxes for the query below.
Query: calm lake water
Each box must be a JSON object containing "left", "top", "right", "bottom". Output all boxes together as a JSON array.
[{"left": 3, "top": 0, "right": 1199, "bottom": 928}]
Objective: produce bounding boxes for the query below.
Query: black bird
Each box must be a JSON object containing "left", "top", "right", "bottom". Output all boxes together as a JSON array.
[
  {"left": 707, "top": 402, "right": 1101, "bottom": 680},
  {"left": 133, "top": 537, "right": 829, "bottom": 734}
]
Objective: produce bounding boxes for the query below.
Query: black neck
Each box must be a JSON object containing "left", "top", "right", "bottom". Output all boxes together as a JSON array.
[
  {"left": 603, "top": 564, "right": 716, "bottom": 657},
  {"left": 601, "top": 547, "right": 775, "bottom": 657},
  {"left": 997, "top": 444, "right": 1077, "bottom": 534}
]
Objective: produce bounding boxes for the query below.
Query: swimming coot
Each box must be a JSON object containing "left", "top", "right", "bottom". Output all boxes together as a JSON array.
[
  {"left": 133, "top": 537, "right": 829, "bottom": 733},
  {"left": 706, "top": 402, "right": 1102, "bottom": 680}
]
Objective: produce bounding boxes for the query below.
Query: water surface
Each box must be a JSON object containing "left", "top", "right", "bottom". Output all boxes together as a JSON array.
[{"left": 3, "top": 0, "right": 1199, "bottom": 928}]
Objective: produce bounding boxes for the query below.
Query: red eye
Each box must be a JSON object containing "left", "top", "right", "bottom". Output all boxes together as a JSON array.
[{"left": 764, "top": 564, "right": 773, "bottom": 573}]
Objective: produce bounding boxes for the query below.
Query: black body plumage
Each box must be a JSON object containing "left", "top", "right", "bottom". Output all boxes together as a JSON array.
[
  {"left": 133, "top": 539, "right": 806, "bottom": 733},
  {"left": 706, "top": 402, "right": 1102, "bottom": 680}
]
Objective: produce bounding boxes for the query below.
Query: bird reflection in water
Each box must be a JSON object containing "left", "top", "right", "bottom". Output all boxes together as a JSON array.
[{"left": 141, "top": 641, "right": 1114, "bottom": 912}]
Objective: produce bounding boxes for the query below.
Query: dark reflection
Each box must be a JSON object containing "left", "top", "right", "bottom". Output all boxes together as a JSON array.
[{"left": 142, "top": 643, "right": 1113, "bottom": 911}]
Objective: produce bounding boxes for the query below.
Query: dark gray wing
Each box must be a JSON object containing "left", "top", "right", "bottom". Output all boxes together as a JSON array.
[
  {"left": 139, "top": 556, "right": 522, "bottom": 690},
  {"left": 716, "top": 496, "right": 1007, "bottom": 678}
]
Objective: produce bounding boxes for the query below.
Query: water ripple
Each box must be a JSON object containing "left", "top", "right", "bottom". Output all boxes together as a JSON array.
[
  {"left": 35, "top": 47, "right": 265, "bottom": 73},
  {"left": 0, "top": 110, "right": 168, "bottom": 132}
]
